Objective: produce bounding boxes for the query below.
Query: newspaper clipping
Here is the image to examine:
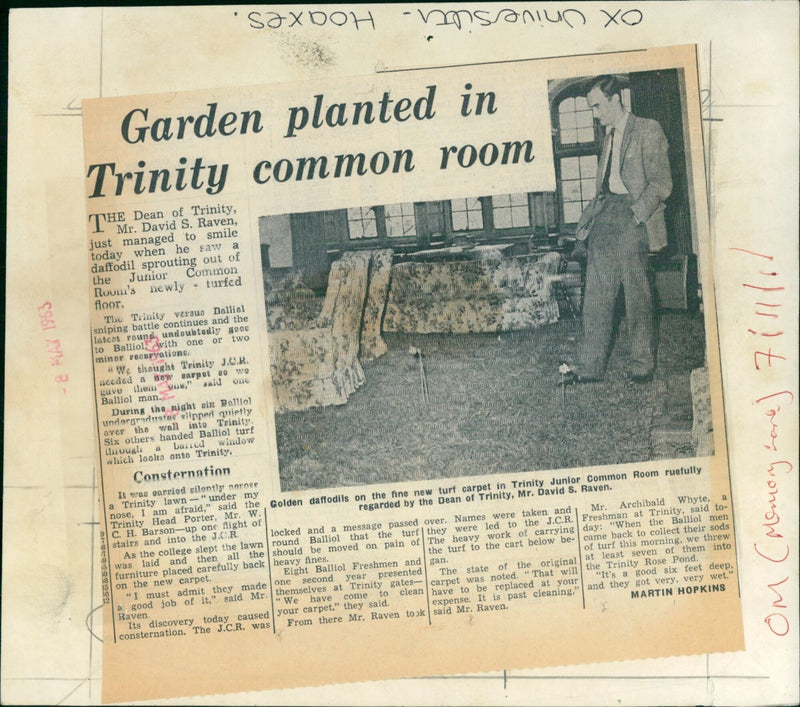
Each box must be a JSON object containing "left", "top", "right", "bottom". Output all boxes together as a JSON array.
[{"left": 82, "top": 45, "right": 744, "bottom": 703}]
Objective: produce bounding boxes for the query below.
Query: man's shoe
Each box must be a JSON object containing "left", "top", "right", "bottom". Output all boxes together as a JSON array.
[{"left": 630, "top": 371, "right": 654, "bottom": 384}]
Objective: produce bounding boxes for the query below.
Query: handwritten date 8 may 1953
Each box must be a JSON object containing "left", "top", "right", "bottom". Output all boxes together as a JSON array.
[{"left": 38, "top": 302, "right": 69, "bottom": 394}]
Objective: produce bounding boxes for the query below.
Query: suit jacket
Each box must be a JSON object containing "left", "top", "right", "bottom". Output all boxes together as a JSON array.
[{"left": 576, "top": 113, "right": 672, "bottom": 251}]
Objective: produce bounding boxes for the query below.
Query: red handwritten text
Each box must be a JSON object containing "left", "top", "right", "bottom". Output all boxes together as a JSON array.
[
  {"left": 733, "top": 248, "right": 795, "bottom": 637},
  {"left": 38, "top": 302, "right": 69, "bottom": 394},
  {"left": 144, "top": 333, "right": 180, "bottom": 422}
]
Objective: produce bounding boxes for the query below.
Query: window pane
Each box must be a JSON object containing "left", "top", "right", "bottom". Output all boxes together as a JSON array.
[
  {"left": 560, "top": 128, "right": 578, "bottom": 144},
  {"left": 561, "top": 156, "right": 579, "bottom": 180},
  {"left": 575, "top": 95, "right": 589, "bottom": 111},
  {"left": 492, "top": 193, "right": 530, "bottom": 229},
  {"left": 559, "top": 97, "right": 575, "bottom": 113},
  {"left": 511, "top": 205, "right": 530, "bottom": 226},
  {"left": 575, "top": 109, "right": 594, "bottom": 128},
  {"left": 452, "top": 210, "right": 467, "bottom": 231},
  {"left": 579, "top": 155, "right": 598, "bottom": 178},
  {"left": 582, "top": 179, "right": 597, "bottom": 201},
  {"left": 563, "top": 201, "right": 582, "bottom": 223},
  {"left": 493, "top": 207, "right": 511, "bottom": 229},
  {"left": 450, "top": 197, "right": 483, "bottom": 231},
  {"left": 562, "top": 180, "right": 581, "bottom": 201},
  {"left": 577, "top": 127, "right": 595, "bottom": 143},
  {"left": 385, "top": 202, "right": 416, "bottom": 237},
  {"left": 385, "top": 220, "right": 402, "bottom": 237},
  {"left": 467, "top": 210, "right": 484, "bottom": 229},
  {"left": 559, "top": 111, "right": 577, "bottom": 130},
  {"left": 347, "top": 207, "right": 377, "bottom": 239},
  {"left": 349, "top": 220, "right": 376, "bottom": 239}
]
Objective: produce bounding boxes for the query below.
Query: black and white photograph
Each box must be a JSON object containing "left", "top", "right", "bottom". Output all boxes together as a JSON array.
[{"left": 259, "top": 67, "right": 713, "bottom": 492}]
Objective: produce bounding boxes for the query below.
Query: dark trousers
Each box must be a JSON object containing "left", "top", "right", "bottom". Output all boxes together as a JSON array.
[{"left": 578, "top": 194, "right": 654, "bottom": 379}]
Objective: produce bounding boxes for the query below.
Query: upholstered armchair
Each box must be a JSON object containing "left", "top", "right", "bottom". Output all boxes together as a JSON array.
[{"left": 268, "top": 249, "right": 392, "bottom": 412}]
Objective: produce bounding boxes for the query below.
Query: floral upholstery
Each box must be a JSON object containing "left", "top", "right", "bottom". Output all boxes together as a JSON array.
[
  {"left": 264, "top": 270, "right": 323, "bottom": 330},
  {"left": 268, "top": 250, "right": 393, "bottom": 412},
  {"left": 265, "top": 295, "right": 324, "bottom": 330},
  {"left": 268, "top": 251, "right": 372, "bottom": 412},
  {"left": 360, "top": 249, "right": 393, "bottom": 361},
  {"left": 268, "top": 249, "right": 561, "bottom": 411},
  {"left": 383, "top": 251, "right": 562, "bottom": 334}
]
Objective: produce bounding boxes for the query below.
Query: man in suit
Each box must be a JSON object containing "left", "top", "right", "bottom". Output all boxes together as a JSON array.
[{"left": 570, "top": 75, "right": 672, "bottom": 384}]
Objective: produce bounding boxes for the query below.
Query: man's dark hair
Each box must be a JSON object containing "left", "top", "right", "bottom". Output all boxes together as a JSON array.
[{"left": 587, "top": 74, "right": 624, "bottom": 101}]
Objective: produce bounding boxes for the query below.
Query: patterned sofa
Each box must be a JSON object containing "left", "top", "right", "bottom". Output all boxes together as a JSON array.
[{"left": 382, "top": 251, "right": 562, "bottom": 334}]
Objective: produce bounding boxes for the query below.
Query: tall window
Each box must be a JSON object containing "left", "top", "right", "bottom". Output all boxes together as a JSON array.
[
  {"left": 552, "top": 81, "right": 630, "bottom": 225},
  {"left": 450, "top": 197, "right": 484, "bottom": 231},
  {"left": 492, "top": 193, "right": 530, "bottom": 229},
  {"left": 347, "top": 206, "right": 377, "bottom": 239},
  {"left": 384, "top": 202, "right": 417, "bottom": 238}
]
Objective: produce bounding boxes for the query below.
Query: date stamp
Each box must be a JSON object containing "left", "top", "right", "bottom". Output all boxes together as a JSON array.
[{"left": 38, "top": 302, "right": 68, "bottom": 393}]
